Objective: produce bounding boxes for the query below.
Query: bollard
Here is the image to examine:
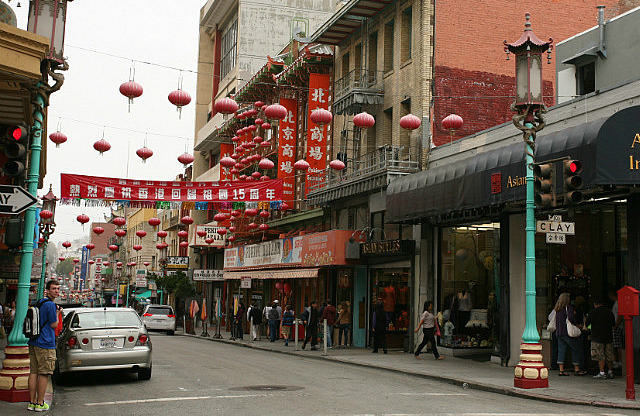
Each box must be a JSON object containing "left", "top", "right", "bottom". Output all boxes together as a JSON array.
[
  {"left": 322, "top": 319, "right": 328, "bottom": 356},
  {"left": 294, "top": 318, "right": 299, "bottom": 351}
]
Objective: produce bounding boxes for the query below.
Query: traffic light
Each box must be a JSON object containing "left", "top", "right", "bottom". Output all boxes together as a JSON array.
[
  {"left": 1, "top": 124, "right": 30, "bottom": 181},
  {"left": 563, "top": 159, "right": 583, "bottom": 204},
  {"left": 534, "top": 162, "right": 554, "bottom": 208}
]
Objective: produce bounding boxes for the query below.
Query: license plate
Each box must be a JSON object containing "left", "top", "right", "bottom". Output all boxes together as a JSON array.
[{"left": 99, "top": 338, "right": 117, "bottom": 348}]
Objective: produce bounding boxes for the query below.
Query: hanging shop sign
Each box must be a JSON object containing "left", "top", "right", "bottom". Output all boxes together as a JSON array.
[
  {"left": 240, "top": 276, "right": 252, "bottom": 289},
  {"left": 192, "top": 269, "right": 225, "bottom": 281},
  {"left": 135, "top": 269, "right": 147, "bottom": 287},
  {"left": 278, "top": 98, "right": 298, "bottom": 205},
  {"left": 192, "top": 224, "right": 227, "bottom": 247},
  {"left": 305, "top": 73, "right": 331, "bottom": 196},
  {"left": 60, "top": 173, "right": 283, "bottom": 202},
  {"left": 360, "top": 240, "right": 415, "bottom": 257},
  {"left": 166, "top": 256, "right": 189, "bottom": 269}
]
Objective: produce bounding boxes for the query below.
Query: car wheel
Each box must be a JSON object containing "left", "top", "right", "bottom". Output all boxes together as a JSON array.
[
  {"left": 138, "top": 364, "right": 152, "bottom": 381},
  {"left": 167, "top": 330, "right": 174, "bottom": 335}
]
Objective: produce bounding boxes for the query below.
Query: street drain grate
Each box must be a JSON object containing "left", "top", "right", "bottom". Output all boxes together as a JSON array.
[{"left": 230, "top": 385, "right": 303, "bottom": 392}]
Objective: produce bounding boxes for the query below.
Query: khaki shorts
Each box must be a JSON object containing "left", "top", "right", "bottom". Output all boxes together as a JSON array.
[
  {"left": 281, "top": 326, "right": 291, "bottom": 336},
  {"left": 591, "top": 341, "right": 614, "bottom": 362},
  {"left": 29, "top": 345, "right": 56, "bottom": 375}
]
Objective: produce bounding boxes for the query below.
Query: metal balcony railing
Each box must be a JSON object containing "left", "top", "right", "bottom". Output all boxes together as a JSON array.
[
  {"left": 307, "top": 145, "right": 421, "bottom": 193},
  {"left": 334, "top": 68, "right": 384, "bottom": 101}
]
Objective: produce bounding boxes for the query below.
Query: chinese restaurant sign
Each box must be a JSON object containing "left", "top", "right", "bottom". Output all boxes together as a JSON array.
[
  {"left": 305, "top": 73, "right": 331, "bottom": 196},
  {"left": 192, "top": 224, "right": 227, "bottom": 247},
  {"left": 60, "top": 173, "right": 283, "bottom": 202},
  {"left": 278, "top": 98, "right": 298, "bottom": 205}
]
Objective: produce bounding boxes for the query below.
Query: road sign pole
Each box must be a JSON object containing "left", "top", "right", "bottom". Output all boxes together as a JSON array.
[{"left": 7, "top": 85, "right": 46, "bottom": 348}]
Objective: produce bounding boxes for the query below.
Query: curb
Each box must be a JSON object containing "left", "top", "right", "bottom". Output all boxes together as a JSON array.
[{"left": 180, "top": 332, "right": 640, "bottom": 410}]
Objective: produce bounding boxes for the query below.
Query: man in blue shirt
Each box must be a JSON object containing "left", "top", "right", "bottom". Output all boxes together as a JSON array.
[{"left": 28, "top": 279, "right": 60, "bottom": 412}]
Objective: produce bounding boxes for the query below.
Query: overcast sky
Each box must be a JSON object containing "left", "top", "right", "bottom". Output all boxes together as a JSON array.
[{"left": 13, "top": 1, "right": 203, "bottom": 246}]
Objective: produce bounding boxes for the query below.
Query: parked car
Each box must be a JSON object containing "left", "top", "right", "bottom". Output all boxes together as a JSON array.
[
  {"left": 141, "top": 304, "right": 176, "bottom": 335},
  {"left": 55, "top": 307, "right": 152, "bottom": 382}
]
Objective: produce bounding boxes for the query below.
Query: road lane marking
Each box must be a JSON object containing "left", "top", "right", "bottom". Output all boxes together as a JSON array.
[
  {"left": 391, "top": 393, "right": 468, "bottom": 396},
  {"left": 84, "top": 394, "right": 274, "bottom": 406}
]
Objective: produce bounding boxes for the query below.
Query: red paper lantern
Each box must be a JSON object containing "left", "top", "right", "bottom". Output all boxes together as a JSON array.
[
  {"left": 254, "top": 118, "right": 264, "bottom": 125},
  {"left": 247, "top": 109, "right": 258, "bottom": 117},
  {"left": 260, "top": 175, "right": 270, "bottom": 181},
  {"left": 148, "top": 217, "right": 161, "bottom": 227},
  {"left": 93, "top": 226, "right": 104, "bottom": 235},
  {"left": 228, "top": 236, "right": 236, "bottom": 242},
  {"left": 253, "top": 135, "right": 262, "bottom": 143},
  {"left": 220, "top": 156, "right": 236, "bottom": 168},
  {"left": 261, "top": 122, "right": 271, "bottom": 130},
  {"left": 260, "top": 141, "right": 270, "bottom": 148},
  {"left": 214, "top": 97, "right": 239, "bottom": 114},
  {"left": 197, "top": 230, "right": 207, "bottom": 237},
  {"left": 116, "top": 261, "right": 123, "bottom": 267},
  {"left": 115, "top": 229, "right": 127, "bottom": 237},
  {"left": 179, "top": 241, "right": 189, "bottom": 248},
  {"left": 294, "top": 159, "right": 310, "bottom": 171},
  {"left": 157, "top": 230, "right": 168, "bottom": 239},
  {"left": 113, "top": 217, "right": 126, "bottom": 227},
  {"left": 264, "top": 104, "right": 287, "bottom": 120},
  {"left": 280, "top": 202, "right": 289, "bottom": 211},
  {"left": 86, "top": 243, "right": 95, "bottom": 250},
  {"left": 49, "top": 131, "right": 67, "bottom": 148},
  {"left": 119, "top": 80, "right": 143, "bottom": 103},
  {"left": 205, "top": 237, "right": 214, "bottom": 245},
  {"left": 259, "top": 210, "right": 269, "bottom": 219},
  {"left": 144, "top": 261, "right": 150, "bottom": 267},
  {"left": 156, "top": 243, "right": 165, "bottom": 250},
  {"left": 399, "top": 114, "right": 422, "bottom": 130},
  {"left": 353, "top": 111, "right": 376, "bottom": 128},
  {"left": 259, "top": 223, "right": 269, "bottom": 231},
  {"left": 131, "top": 262, "right": 137, "bottom": 267},
  {"left": 329, "top": 159, "right": 346, "bottom": 171},
  {"left": 73, "top": 258, "right": 79, "bottom": 263},
  {"left": 231, "top": 210, "right": 241, "bottom": 217},
  {"left": 248, "top": 124, "right": 258, "bottom": 132},
  {"left": 254, "top": 100, "right": 265, "bottom": 108},
  {"left": 310, "top": 108, "right": 333, "bottom": 126},
  {"left": 231, "top": 136, "right": 240, "bottom": 143},
  {"left": 136, "top": 230, "right": 147, "bottom": 238},
  {"left": 93, "top": 139, "right": 111, "bottom": 155},
  {"left": 168, "top": 89, "right": 191, "bottom": 117},
  {"left": 177, "top": 230, "right": 188, "bottom": 238},
  {"left": 88, "top": 260, "right": 95, "bottom": 265},
  {"left": 283, "top": 283, "right": 291, "bottom": 293},
  {"left": 217, "top": 228, "right": 227, "bottom": 236},
  {"left": 59, "top": 257, "right": 65, "bottom": 262},
  {"left": 39, "top": 210, "right": 53, "bottom": 220},
  {"left": 214, "top": 213, "right": 226, "bottom": 222},
  {"left": 257, "top": 158, "right": 274, "bottom": 170},
  {"left": 178, "top": 152, "right": 195, "bottom": 167},
  {"left": 133, "top": 245, "right": 142, "bottom": 251},
  {"left": 442, "top": 113, "right": 464, "bottom": 131},
  {"left": 248, "top": 222, "right": 259, "bottom": 230},
  {"left": 228, "top": 226, "right": 236, "bottom": 233},
  {"left": 245, "top": 208, "right": 258, "bottom": 217},
  {"left": 275, "top": 282, "right": 283, "bottom": 290},
  {"left": 136, "top": 147, "right": 153, "bottom": 163},
  {"left": 108, "top": 244, "right": 119, "bottom": 252},
  {"left": 239, "top": 175, "right": 248, "bottom": 181},
  {"left": 76, "top": 214, "right": 89, "bottom": 224},
  {"left": 181, "top": 216, "right": 194, "bottom": 225},
  {"left": 251, "top": 171, "right": 262, "bottom": 179},
  {"left": 62, "top": 241, "right": 71, "bottom": 248}
]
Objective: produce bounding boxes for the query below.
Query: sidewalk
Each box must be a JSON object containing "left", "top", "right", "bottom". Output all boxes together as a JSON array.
[{"left": 181, "top": 325, "right": 640, "bottom": 410}]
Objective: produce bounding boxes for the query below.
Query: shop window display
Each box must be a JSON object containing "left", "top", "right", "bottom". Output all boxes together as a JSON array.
[
  {"left": 370, "top": 269, "right": 409, "bottom": 348},
  {"left": 440, "top": 224, "right": 501, "bottom": 350}
]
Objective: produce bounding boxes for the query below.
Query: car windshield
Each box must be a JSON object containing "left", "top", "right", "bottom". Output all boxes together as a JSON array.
[
  {"left": 72, "top": 311, "right": 141, "bottom": 328},
  {"left": 147, "top": 307, "right": 172, "bottom": 315}
]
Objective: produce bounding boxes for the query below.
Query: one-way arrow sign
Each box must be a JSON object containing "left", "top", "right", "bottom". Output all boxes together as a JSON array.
[{"left": 0, "top": 185, "right": 38, "bottom": 215}]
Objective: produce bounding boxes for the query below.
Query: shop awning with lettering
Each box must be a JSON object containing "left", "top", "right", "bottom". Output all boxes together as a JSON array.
[
  {"left": 223, "top": 268, "right": 319, "bottom": 280},
  {"left": 387, "top": 106, "right": 640, "bottom": 223}
]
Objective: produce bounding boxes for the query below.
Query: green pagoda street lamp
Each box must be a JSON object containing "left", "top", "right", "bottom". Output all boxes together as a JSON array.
[
  {"left": 504, "top": 13, "right": 553, "bottom": 389},
  {"left": 37, "top": 185, "right": 57, "bottom": 299}
]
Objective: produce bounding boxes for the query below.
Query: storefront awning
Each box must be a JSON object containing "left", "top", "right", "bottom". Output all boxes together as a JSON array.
[
  {"left": 386, "top": 105, "right": 640, "bottom": 223},
  {"left": 223, "top": 268, "right": 319, "bottom": 280}
]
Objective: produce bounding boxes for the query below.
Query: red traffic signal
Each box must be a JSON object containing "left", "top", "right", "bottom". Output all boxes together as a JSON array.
[
  {"left": 7, "top": 125, "right": 28, "bottom": 142},
  {"left": 567, "top": 160, "right": 581, "bottom": 175},
  {"left": 563, "top": 159, "right": 583, "bottom": 204}
]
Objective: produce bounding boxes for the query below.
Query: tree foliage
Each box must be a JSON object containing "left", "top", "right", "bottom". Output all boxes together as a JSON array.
[
  {"left": 153, "top": 271, "right": 195, "bottom": 299},
  {"left": 55, "top": 258, "right": 74, "bottom": 277}
]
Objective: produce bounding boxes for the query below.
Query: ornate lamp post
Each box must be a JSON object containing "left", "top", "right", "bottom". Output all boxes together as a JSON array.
[
  {"left": 37, "top": 185, "right": 57, "bottom": 299},
  {"left": 504, "top": 13, "right": 553, "bottom": 389}
]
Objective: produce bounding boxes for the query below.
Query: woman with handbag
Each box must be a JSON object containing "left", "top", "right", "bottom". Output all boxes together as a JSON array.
[
  {"left": 553, "top": 293, "right": 586, "bottom": 376},
  {"left": 414, "top": 301, "right": 444, "bottom": 360}
]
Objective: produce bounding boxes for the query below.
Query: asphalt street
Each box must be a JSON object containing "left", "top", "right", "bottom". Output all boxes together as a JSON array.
[{"left": 6, "top": 333, "right": 634, "bottom": 415}]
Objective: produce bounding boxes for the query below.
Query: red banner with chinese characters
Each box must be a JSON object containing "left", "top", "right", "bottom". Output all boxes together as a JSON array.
[
  {"left": 278, "top": 98, "right": 298, "bottom": 205},
  {"left": 305, "top": 73, "right": 331, "bottom": 196},
  {"left": 60, "top": 174, "right": 283, "bottom": 202},
  {"left": 220, "top": 143, "right": 234, "bottom": 182}
]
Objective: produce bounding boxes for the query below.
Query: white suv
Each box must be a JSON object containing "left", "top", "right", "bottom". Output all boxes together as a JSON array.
[{"left": 142, "top": 304, "right": 176, "bottom": 335}]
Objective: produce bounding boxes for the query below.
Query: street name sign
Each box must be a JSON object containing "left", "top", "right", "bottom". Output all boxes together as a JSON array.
[
  {"left": 536, "top": 215, "right": 574, "bottom": 245},
  {"left": 0, "top": 185, "right": 37, "bottom": 214}
]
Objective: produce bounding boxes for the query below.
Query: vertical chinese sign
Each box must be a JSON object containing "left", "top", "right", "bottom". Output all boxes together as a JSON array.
[
  {"left": 278, "top": 98, "right": 298, "bottom": 205},
  {"left": 306, "top": 73, "right": 331, "bottom": 196},
  {"left": 220, "top": 143, "right": 234, "bottom": 182}
]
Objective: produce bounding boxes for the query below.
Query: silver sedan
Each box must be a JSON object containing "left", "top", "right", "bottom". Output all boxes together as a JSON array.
[{"left": 55, "top": 307, "right": 152, "bottom": 382}]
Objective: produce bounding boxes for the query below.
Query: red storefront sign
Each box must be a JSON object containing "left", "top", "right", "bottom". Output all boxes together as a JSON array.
[
  {"left": 278, "top": 98, "right": 298, "bottom": 205},
  {"left": 61, "top": 173, "right": 283, "bottom": 202},
  {"left": 305, "top": 73, "right": 331, "bottom": 196}
]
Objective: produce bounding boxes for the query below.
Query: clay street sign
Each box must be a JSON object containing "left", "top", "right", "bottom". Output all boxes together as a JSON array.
[{"left": 0, "top": 185, "right": 37, "bottom": 214}]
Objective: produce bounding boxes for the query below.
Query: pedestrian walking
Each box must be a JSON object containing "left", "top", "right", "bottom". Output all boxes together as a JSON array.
[
  {"left": 28, "top": 279, "right": 61, "bottom": 412},
  {"left": 301, "top": 300, "right": 319, "bottom": 350},
  {"left": 320, "top": 300, "right": 337, "bottom": 348},
  {"left": 337, "top": 301, "right": 351, "bottom": 348},
  {"left": 552, "top": 293, "right": 586, "bottom": 376},
  {"left": 585, "top": 297, "right": 616, "bottom": 379},
  {"left": 372, "top": 301, "right": 387, "bottom": 354},
  {"left": 414, "top": 301, "right": 444, "bottom": 360},
  {"left": 247, "top": 302, "right": 263, "bottom": 341},
  {"left": 268, "top": 301, "right": 281, "bottom": 342},
  {"left": 233, "top": 302, "right": 245, "bottom": 340},
  {"left": 281, "top": 305, "right": 294, "bottom": 346}
]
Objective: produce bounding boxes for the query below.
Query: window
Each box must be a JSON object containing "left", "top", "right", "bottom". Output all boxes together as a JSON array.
[
  {"left": 384, "top": 20, "right": 394, "bottom": 73},
  {"left": 220, "top": 19, "right": 238, "bottom": 80},
  {"left": 401, "top": 7, "right": 412, "bottom": 62},
  {"left": 354, "top": 43, "right": 362, "bottom": 71},
  {"left": 342, "top": 52, "right": 350, "bottom": 78},
  {"left": 368, "top": 32, "right": 378, "bottom": 73},
  {"left": 577, "top": 61, "right": 595, "bottom": 95},
  {"left": 383, "top": 107, "right": 393, "bottom": 144}
]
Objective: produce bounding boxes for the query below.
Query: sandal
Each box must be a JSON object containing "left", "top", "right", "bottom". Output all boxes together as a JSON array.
[
  {"left": 558, "top": 371, "right": 570, "bottom": 376},
  {"left": 575, "top": 370, "right": 588, "bottom": 376}
]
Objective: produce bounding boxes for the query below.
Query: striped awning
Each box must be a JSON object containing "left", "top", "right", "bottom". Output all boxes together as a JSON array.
[{"left": 223, "top": 268, "right": 319, "bottom": 280}]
